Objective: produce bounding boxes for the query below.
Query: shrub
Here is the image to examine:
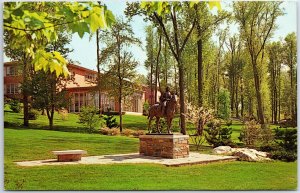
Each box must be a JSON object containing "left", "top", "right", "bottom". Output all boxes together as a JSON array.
[
  {"left": 217, "top": 89, "right": 231, "bottom": 120},
  {"left": 103, "top": 108, "right": 118, "bottom": 128},
  {"left": 226, "top": 119, "right": 232, "bottom": 127},
  {"left": 79, "top": 106, "right": 102, "bottom": 133},
  {"left": 205, "top": 119, "right": 235, "bottom": 147},
  {"left": 190, "top": 134, "right": 206, "bottom": 150},
  {"left": 9, "top": 99, "right": 21, "bottom": 113},
  {"left": 60, "top": 111, "right": 69, "bottom": 121},
  {"left": 238, "top": 120, "right": 261, "bottom": 146},
  {"left": 274, "top": 127, "right": 297, "bottom": 152},
  {"left": 122, "top": 129, "right": 134, "bottom": 136},
  {"left": 260, "top": 124, "right": 274, "bottom": 147},
  {"left": 108, "top": 128, "right": 120, "bottom": 136},
  {"left": 99, "top": 127, "right": 110, "bottom": 135},
  {"left": 28, "top": 109, "right": 39, "bottom": 120},
  {"left": 132, "top": 130, "right": 146, "bottom": 137},
  {"left": 143, "top": 101, "right": 150, "bottom": 116},
  {"left": 271, "top": 150, "right": 297, "bottom": 162},
  {"left": 205, "top": 119, "right": 221, "bottom": 147},
  {"left": 184, "top": 103, "right": 213, "bottom": 136},
  {"left": 4, "top": 96, "right": 11, "bottom": 106}
]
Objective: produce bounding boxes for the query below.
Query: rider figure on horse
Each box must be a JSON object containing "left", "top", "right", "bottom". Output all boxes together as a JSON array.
[{"left": 159, "top": 86, "right": 172, "bottom": 116}]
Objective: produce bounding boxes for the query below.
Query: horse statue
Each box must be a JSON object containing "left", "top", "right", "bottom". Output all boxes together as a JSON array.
[{"left": 147, "top": 93, "right": 177, "bottom": 134}]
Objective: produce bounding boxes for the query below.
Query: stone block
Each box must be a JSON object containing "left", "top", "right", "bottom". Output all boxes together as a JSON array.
[{"left": 139, "top": 134, "right": 189, "bottom": 159}]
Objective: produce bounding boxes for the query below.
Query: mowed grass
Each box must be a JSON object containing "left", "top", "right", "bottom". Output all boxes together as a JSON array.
[
  {"left": 4, "top": 108, "right": 297, "bottom": 190},
  {"left": 4, "top": 128, "right": 297, "bottom": 190}
]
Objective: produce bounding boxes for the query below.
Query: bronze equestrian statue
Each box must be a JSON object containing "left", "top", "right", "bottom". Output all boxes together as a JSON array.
[{"left": 148, "top": 87, "right": 177, "bottom": 134}]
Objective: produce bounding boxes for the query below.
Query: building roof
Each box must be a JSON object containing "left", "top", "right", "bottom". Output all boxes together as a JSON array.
[
  {"left": 68, "top": 63, "right": 98, "bottom": 74},
  {"left": 4, "top": 61, "right": 20, "bottom": 66}
]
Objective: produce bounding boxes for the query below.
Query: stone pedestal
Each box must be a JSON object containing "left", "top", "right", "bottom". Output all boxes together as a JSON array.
[
  {"left": 57, "top": 154, "right": 82, "bottom": 162},
  {"left": 139, "top": 134, "right": 189, "bottom": 159}
]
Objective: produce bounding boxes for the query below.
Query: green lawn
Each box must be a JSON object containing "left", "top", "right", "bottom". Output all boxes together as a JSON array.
[{"left": 4, "top": 108, "right": 297, "bottom": 190}]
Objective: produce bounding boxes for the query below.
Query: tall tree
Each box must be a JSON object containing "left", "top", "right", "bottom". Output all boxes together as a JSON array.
[
  {"left": 193, "top": 3, "right": 229, "bottom": 106},
  {"left": 144, "top": 26, "right": 155, "bottom": 105},
  {"left": 215, "top": 28, "right": 227, "bottom": 114},
  {"left": 101, "top": 18, "right": 140, "bottom": 132},
  {"left": 30, "top": 72, "right": 73, "bottom": 129},
  {"left": 283, "top": 32, "right": 297, "bottom": 125},
  {"left": 234, "top": 1, "right": 283, "bottom": 124},
  {"left": 4, "top": 30, "right": 31, "bottom": 126},
  {"left": 225, "top": 35, "right": 244, "bottom": 118},
  {"left": 267, "top": 41, "right": 282, "bottom": 123}
]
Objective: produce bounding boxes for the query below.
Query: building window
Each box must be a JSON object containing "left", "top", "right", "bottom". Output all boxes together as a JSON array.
[
  {"left": 85, "top": 74, "right": 96, "bottom": 82},
  {"left": 6, "top": 84, "right": 20, "bottom": 94},
  {"left": 6, "top": 66, "right": 17, "bottom": 76}
]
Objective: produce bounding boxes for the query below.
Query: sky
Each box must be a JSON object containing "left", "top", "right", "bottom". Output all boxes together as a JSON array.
[{"left": 4, "top": 0, "right": 298, "bottom": 76}]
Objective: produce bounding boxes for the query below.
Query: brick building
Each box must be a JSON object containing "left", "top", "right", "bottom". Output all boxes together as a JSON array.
[{"left": 4, "top": 61, "right": 157, "bottom": 114}]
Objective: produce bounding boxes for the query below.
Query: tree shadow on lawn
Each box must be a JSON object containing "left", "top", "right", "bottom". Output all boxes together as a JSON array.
[
  {"left": 189, "top": 145, "right": 214, "bottom": 154},
  {"left": 103, "top": 154, "right": 143, "bottom": 161},
  {"left": 4, "top": 122, "right": 89, "bottom": 134},
  {"left": 122, "top": 123, "right": 147, "bottom": 130}
]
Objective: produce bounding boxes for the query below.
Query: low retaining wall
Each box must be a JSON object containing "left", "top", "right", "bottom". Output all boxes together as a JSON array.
[{"left": 139, "top": 134, "right": 189, "bottom": 159}]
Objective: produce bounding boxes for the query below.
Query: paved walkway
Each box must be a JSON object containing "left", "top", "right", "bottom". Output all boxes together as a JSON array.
[{"left": 16, "top": 152, "right": 237, "bottom": 167}]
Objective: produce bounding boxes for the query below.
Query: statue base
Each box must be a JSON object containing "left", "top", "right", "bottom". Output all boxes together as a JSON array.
[{"left": 139, "top": 134, "right": 189, "bottom": 159}]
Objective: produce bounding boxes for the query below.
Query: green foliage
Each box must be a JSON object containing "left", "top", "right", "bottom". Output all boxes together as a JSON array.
[
  {"left": 226, "top": 119, "right": 233, "bottom": 127},
  {"left": 238, "top": 120, "right": 261, "bottom": 146},
  {"left": 239, "top": 121, "right": 274, "bottom": 148},
  {"left": 270, "top": 127, "right": 297, "bottom": 162},
  {"left": 4, "top": 2, "right": 115, "bottom": 77},
  {"left": 140, "top": 1, "right": 221, "bottom": 17},
  {"left": 271, "top": 150, "right": 297, "bottom": 162},
  {"left": 9, "top": 99, "right": 21, "bottom": 113},
  {"left": 190, "top": 135, "right": 206, "bottom": 150},
  {"left": 103, "top": 109, "right": 118, "bottom": 129},
  {"left": 79, "top": 106, "right": 102, "bottom": 133},
  {"left": 205, "top": 119, "right": 235, "bottom": 147},
  {"left": 217, "top": 89, "right": 231, "bottom": 120},
  {"left": 28, "top": 109, "right": 39, "bottom": 120},
  {"left": 143, "top": 101, "right": 150, "bottom": 115},
  {"left": 274, "top": 128, "right": 297, "bottom": 153}
]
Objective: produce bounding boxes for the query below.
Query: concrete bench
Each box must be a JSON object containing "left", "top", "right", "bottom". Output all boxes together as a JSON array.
[{"left": 52, "top": 150, "right": 87, "bottom": 162}]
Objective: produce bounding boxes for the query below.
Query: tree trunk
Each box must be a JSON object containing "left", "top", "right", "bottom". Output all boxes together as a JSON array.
[
  {"left": 96, "top": 30, "right": 102, "bottom": 114},
  {"left": 22, "top": 58, "right": 29, "bottom": 127},
  {"left": 116, "top": 35, "right": 123, "bottom": 132},
  {"left": 174, "top": 63, "right": 178, "bottom": 94},
  {"left": 118, "top": 84, "right": 122, "bottom": 132},
  {"left": 50, "top": 106, "right": 55, "bottom": 129},
  {"left": 230, "top": 75, "right": 235, "bottom": 113},
  {"left": 235, "top": 77, "right": 239, "bottom": 118},
  {"left": 23, "top": 94, "right": 29, "bottom": 127},
  {"left": 164, "top": 37, "right": 168, "bottom": 87},
  {"left": 150, "top": 58, "right": 153, "bottom": 105},
  {"left": 178, "top": 59, "right": 186, "bottom": 134},
  {"left": 252, "top": 58, "right": 265, "bottom": 124},
  {"left": 155, "top": 34, "right": 162, "bottom": 103},
  {"left": 45, "top": 107, "right": 54, "bottom": 130},
  {"left": 197, "top": 38, "right": 203, "bottom": 107},
  {"left": 240, "top": 79, "right": 244, "bottom": 118},
  {"left": 278, "top": 65, "right": 281, "bottom": 121},
  {"left": 290, "top": 61, "right": 295, "bottom": 124}
]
